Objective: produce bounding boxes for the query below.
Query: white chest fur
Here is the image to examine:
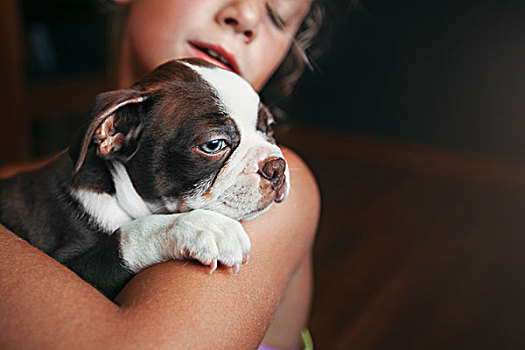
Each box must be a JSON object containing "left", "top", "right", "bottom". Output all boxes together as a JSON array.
[{"left": 71, "top": 162, "right": 156, "bottom": 233}]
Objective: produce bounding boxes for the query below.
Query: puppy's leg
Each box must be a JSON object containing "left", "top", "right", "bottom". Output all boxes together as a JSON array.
[
  {"left": 63, "top": 232, "right": 135, "bottom": 300},
  {"left": 119, "top": 209, "right": 251, "bottom": 275}
]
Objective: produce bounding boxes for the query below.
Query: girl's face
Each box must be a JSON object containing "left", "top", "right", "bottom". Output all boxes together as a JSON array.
[{"left": 117, "top": 0, "right": 312, "bottom": 91}]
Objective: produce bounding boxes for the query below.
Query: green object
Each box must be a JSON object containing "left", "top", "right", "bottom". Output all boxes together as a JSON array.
[{"left": 301, "top": 329, "right": 314, "bottom": 350}]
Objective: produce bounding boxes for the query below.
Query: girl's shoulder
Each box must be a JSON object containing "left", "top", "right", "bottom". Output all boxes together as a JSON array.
[
  {"left": 281, "top": 146, "right": 320, "bottom": 211},
  {"left": 244, "top": 146, "right": 320, "bottom": 266}
]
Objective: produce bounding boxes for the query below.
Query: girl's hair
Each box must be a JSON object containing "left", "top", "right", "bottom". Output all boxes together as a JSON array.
[
  {"left": 261, "top": 0, "right": 355, "bottom": 115},
  {"left": 260, "top": 1, "right": 324, "bottom": 109}
]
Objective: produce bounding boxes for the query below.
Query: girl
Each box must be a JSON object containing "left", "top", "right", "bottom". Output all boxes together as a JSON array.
[{"left": 0, "top": 1, "right": 322, "bottom": 348}]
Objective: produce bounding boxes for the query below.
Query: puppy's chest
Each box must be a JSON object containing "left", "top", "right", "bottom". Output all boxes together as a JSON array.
[
  {"left": 71, "top": 189, "right": 135, "bottom": 234},
  {"left": 71, "top": 162, "right": 163, "bottom": 234}
]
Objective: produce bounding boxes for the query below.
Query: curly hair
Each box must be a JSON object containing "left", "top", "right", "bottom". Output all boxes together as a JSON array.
[
  {"left": 261, "top": 0, "right": 356, "bottom": 115},
  {"left": 260, "top": 1, "right": 325, "bottom": 108}
]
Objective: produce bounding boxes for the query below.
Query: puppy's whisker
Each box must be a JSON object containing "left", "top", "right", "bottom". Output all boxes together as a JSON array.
[
  {"left": 151, "top": 208, "right": 164, "bottom": 215},
  {"left": 151, "top": 206, "right": 176, "bottom": 215}
]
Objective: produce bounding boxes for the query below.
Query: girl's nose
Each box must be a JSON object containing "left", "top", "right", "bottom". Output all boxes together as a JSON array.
[{"left": 216, "top": 0, "right": 263, "bottom": 42}]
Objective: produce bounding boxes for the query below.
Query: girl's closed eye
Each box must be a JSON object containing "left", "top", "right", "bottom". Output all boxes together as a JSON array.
[
  {"left": 266, "top": 2, "right": 287, "bottom": 30},
  {"left": 265, "top": 0, "right": 312, "bottom": 33}
]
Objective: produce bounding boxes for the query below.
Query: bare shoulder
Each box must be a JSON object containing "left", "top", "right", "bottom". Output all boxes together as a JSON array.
[
  {"left": 281, "top": 146, "right": 319, "bottom": 195},
  {"left": 279, "top": 146, "right": 320, "bottom": 231},
  {"left": 243, "top": 146, "right": 320, "bottom": 268},
  {"left": 280, "top": 145, "right": 320, "bottom": 221},
  {"left": 236, "top": 145, "right": 320, "bottom": 280}
]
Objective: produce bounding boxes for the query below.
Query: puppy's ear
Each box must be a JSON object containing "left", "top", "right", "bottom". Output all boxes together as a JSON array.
[{"left": 71, "top": 89, "right": 151, "bottom": 173}]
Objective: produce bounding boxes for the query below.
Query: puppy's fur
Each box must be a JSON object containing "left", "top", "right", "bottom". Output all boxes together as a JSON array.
[{"left": 0, "top": 59, "right": 289, "bottom": 299}]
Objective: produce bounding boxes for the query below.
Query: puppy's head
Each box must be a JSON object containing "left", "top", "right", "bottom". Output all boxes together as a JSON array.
[{"left": 73, "top": 59, "right": 289, "bottom": 220}]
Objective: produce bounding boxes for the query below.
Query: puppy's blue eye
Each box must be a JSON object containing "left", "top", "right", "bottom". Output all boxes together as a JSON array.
[{"left": 198, "top": 139, "right": 228, "bottom": 154}]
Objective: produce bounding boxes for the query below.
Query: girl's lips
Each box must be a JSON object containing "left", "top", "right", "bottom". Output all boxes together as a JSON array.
[{"left": 188, "top": 41, "right": 240, "bottom": 74}]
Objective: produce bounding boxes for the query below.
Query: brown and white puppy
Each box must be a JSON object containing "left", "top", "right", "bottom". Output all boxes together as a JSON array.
[{"left": 0, "top": 59, "right": 289, "bottom": 299}]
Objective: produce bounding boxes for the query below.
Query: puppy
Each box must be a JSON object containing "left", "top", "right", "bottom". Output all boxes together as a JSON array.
[{"left": 0, "top": 59, "right": 289, "bottom": 299}]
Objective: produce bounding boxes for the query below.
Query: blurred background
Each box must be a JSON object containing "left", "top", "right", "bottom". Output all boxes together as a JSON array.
[{"left": 1, "top": 0, "right": 525, "bottom": 348}]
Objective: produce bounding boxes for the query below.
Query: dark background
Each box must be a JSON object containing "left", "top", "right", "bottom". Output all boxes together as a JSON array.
[{"left": 293, "top": 0, "right": 525, "bottom": 158}]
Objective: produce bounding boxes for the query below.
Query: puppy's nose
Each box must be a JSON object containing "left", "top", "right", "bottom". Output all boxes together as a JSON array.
[{"left": 259, "top": 157, "right": 286, "bottom": 192}]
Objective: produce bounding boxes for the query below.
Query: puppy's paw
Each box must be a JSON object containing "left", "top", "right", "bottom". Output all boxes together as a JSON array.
[
  {"left": 119, "top": 209, "right": 251, "bottom": 274},
  {"left": 174, "top": 209, "right": 251, "bottom": 274}
]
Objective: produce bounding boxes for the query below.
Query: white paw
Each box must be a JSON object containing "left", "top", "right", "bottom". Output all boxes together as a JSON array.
[
  {"left": 172, "top": 209, "right": 251, "bottom": 273},
  {"left": 119, "top": 209, "right": 251, "bottom": 274}
]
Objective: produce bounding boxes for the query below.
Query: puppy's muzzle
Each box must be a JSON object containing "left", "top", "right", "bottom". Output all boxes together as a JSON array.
[{"left": 259, "top": 157, "right": 287, "bottom": 202}]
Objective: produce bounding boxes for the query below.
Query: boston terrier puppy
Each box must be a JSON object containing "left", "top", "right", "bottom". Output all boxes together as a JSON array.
[{"left": 0, "top": 59, "right": 289, "bottom": 299}]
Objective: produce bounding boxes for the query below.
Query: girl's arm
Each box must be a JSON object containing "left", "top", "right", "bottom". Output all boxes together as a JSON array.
[{"left": 0, "top": 148, "right": 320, "bottom": 349}]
